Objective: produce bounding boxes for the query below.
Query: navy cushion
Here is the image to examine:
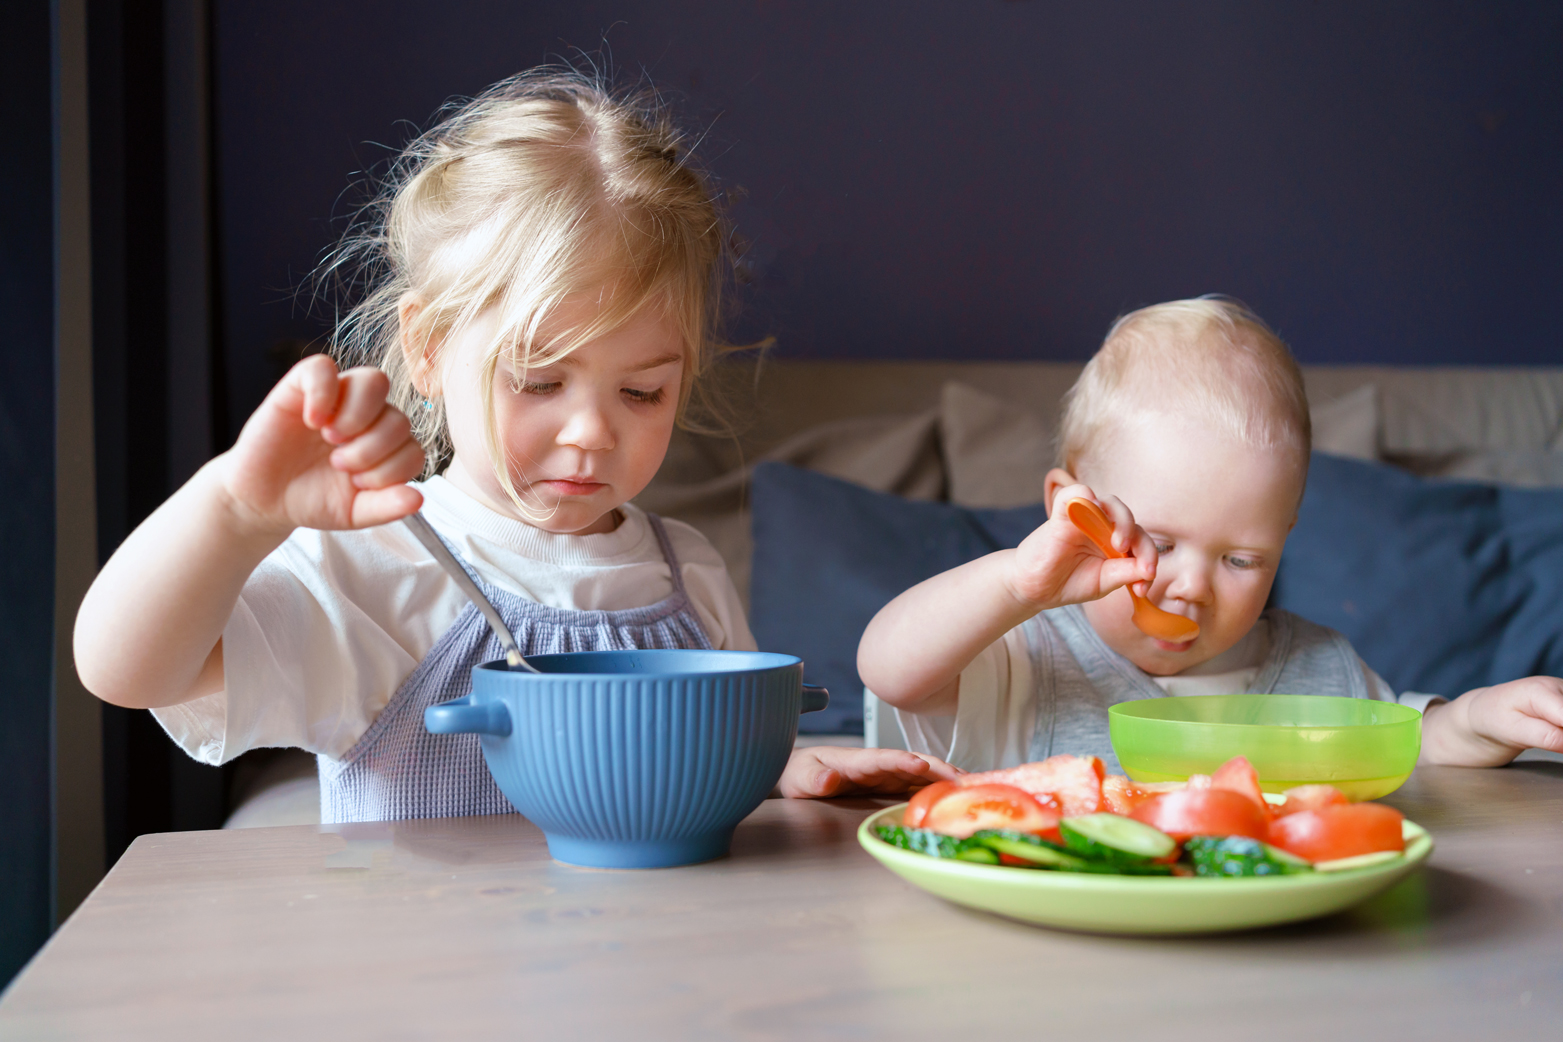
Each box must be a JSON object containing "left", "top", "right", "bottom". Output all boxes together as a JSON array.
[
  {"left": 749, "top": 462, "right": 1046, "bottom": 733},
  {"left": 750, "top": 453, "right": 1563, "bottom": 735},
  {"left": 1272, "top": 452, "right": 1563, "bottom": 696}
]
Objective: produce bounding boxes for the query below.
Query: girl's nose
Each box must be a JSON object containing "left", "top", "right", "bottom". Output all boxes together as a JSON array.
[{"left": 555, "top": 399, "right": 615, "bottom": 452}]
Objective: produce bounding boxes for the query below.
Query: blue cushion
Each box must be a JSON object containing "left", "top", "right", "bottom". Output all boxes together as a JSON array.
[
  {"left": 750, "top": 453, "right": 1563, "bottom": 735},
  {"left": 749, "top": 462, "right": 1046, "bottom": 733},
  {"left": 1272, "top": 452, "right": 1563, "bottom": 696}
]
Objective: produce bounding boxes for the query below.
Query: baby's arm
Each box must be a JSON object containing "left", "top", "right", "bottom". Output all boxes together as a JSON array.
[
  {"left": 74, "top": 357, "right": 424, "bottom": 710},
  {"left": 1419, "top": 677, "right": 1563, "bottom": 767},
  {"left": 857, "top": 484, "right": 1156, "bottom": 716},
  {"left": 777, "top": 746, "right": 963, "bottom": 799}
]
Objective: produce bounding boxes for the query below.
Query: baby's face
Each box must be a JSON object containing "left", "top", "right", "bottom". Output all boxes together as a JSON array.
[
  {"left": 438, "top": 299, "right": 684, "bottom": 534},
  {"left": 1070, "top": 421, "right": 1304, "bottom": 676}
]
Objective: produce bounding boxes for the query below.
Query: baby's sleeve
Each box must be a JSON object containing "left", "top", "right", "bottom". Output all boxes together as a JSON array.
[
  {"left": 1359, "top": 657, "right": 1446, "bottom": 715},
  {"left": 891, "top": 624, "right": 1036, "bottom": 772}
]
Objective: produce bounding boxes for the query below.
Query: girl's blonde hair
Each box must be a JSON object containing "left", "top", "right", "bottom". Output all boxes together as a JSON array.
[
  {"left": 1057, "top": 296, "right": 1311, "bottom": 475},
  {"left": 320, "top": 68, "right": 735, "bottom": 513}
]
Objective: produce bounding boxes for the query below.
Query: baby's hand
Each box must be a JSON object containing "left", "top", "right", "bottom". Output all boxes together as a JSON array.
[
  {"left": 1006, "top": 484, "right": 1159, "bottom": 610},
  {"left": 1422, "top": 677, "right": 1563, "bottom": 767},
  {"left": 219, "top": 356, "right": 425, "bottom": 536},
  {"left": 778, "top": 747, "right": 963, "bottom": 799}
]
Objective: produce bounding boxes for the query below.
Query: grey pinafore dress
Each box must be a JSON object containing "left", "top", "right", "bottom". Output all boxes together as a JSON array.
[
  {"left": 1022, "top": 604, "right": 1369, "bottom": 774},
  {"left": 318, "top": 514, "right": 712, "bottom": 824}
]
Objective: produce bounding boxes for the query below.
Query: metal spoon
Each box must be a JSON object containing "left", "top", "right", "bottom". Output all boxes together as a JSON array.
[
  {"left": 1064, "top": 498, "right": 1201, "bottom": 644},
  {"left": 402, "top": 511, "right": 540, "bottom": 672}
]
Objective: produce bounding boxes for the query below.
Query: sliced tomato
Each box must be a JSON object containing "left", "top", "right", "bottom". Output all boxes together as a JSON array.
[
  {"left": 1274, "top": 784, "right": 1349, "bottom": 818},
  {"left": 1268, "top": 803, "right": 1405, "bottom": 862},
  {"left": 1210, "top": 756, "right": 1271, "bottom": 818},
  {"left": 903, "top": 780, "right": 958, "bottom": 829},
  {"left": 923, "top": 783, "right": 1061, "bottom": 839},
  {"left": 1130, "top": 788, "right": 1270, "bottom": 841},
  {"left": 958, "top": 755, "right": 1106, "bottom": 817},
  {"left": 1186, "top": 773, "right": 1213, "bottom": 790},
  {"left": 1101, "top": 774, "right": 1155, "bottom": 816}
]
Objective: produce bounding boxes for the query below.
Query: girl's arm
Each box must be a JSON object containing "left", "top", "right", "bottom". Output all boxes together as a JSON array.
[
  {"left": 74, "top": 357, "right": 425, "bottom": 709},
  {"left": 857, "top": 485, "right": 1157, "bottom": 717}
]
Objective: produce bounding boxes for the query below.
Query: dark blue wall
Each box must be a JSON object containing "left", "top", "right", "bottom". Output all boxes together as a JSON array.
[
  {"left": 1, "top": 0, "right": 58, "bottom": 986},
  {"left": 214, "top": 1, "right": 1563, "bottom": 438}
]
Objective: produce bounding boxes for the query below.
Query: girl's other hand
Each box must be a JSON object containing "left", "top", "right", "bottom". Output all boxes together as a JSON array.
[
  {"left": 1006, "top": 483, "right": 1159, "bottom": 610},
  {"left": 220, "top": 356, "right": 426, "bottom": 536},
  {"left": 778, "top": 747, "right": 964, "bottom": 799}
]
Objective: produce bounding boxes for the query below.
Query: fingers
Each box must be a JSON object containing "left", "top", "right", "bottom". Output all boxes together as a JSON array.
[
  {"left": 1049, "top": 483, "right": 1098, "bottom": 530},
  {"left": 321, "top": 367, "right": 392, "bottom": 444},
  {"left": 349, "top": 485, "right": 425, "bottom": 529},
  {"left": 329, "top": 403, "right": 416, "bottom": 475},
  {"left": 270, "top": 354, "right": 343, "bottom": 429}
]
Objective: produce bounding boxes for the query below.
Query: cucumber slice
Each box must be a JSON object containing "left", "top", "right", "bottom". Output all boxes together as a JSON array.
[
  {"left": 1183, "top": 835, "right": 1313, "bottom": 877},
  {"left": 954, "top": 845, "right": 1001, "bottom": 865},
  {"left": 1312, "top": 850, "right": 1402, "bottom": 873},
  {"left": 875, "top": 825, "right": 962, "bottom": 859},
  {"left": 972, "top": 831, "right": 1093, "bottom": 870},
  {"left": 1061, "top": 813, "right": 1177, "bottom": 864}
]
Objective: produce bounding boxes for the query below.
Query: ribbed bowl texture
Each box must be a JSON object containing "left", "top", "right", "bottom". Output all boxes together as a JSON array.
[{"left": 469, "top": 650, "right": 804, "bottom": 868}]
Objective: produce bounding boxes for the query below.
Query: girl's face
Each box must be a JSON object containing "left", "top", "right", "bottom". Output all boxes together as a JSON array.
[{"left": 432, "top": 299, "right": 685, "bottom": 535}]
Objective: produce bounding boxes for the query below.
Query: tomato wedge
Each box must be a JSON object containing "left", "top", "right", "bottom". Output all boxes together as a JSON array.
[
  {"left": 1268, "top": 803, "right": 1405, "bottom": 862},
  {"left": 959, "top": 755, "right": 1106, "bottom": 816},
  {"left": 903, "top": 780, "right": 959, "bottom": 829},
  {"left": 1130, "top": 788, "right": 1271, "bottom": 841},
  {"left": 923, "top": 783, "right": 1061, "bottom": 839},
  {"left": 1101, "top": 774, "right": 1154, "bottom": 816},
  {"left": 1274, "top": 784, "right": 1349, "bottom": 818},
  {"left": 1211, "top": 755, "right": 1271, "bottom": 818}
]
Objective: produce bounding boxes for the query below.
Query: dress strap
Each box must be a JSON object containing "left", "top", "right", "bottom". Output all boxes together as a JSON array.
[{"left": 644, "top": 513, "right": 689, "bottom": 599}]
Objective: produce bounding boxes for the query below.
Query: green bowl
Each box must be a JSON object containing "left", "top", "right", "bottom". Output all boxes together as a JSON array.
[
  {"left": 858, "top": 805, "right": 1433, "bottom": 935},
  {"left": 1109, "top": 694, "right": 1422, "bottom": 801}
]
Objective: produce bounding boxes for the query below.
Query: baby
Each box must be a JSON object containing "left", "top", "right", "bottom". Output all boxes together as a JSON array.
[{"left": 859, "top": 298, "right": 1563, "bottom": 772}]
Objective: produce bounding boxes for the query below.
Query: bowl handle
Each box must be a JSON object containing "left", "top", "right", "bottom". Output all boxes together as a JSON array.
[
  {"left": 802, "top": 684, "right": 830, "bottom": 714},
  {"left": 424, "top": 696, "right": 513, "bottom": 736}
]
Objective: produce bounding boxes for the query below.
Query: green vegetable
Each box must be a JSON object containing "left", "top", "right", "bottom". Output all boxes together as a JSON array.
[
  {"left": 1060, "top": 813, "right": 1177, "bottom": 865},
  {"left": 1183, "top": 835, "right": 1313, "bottom": 877},
  {"left": 875, "top": 824, "right": 963, "bottom": 858},
  {"left": 970, "top": 830, "right": 1095, "bottom": 870},
  {"left": 876, "top": 825, "right": 1000, "bottom": 862}
]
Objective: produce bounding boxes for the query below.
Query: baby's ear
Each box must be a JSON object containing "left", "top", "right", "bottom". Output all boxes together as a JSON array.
[
  {"left": 1042, "top": 467, "right": 1077, "bottom": 518},
  {"left": 398, "top": 293, "right": 440, "bottom": 396}
]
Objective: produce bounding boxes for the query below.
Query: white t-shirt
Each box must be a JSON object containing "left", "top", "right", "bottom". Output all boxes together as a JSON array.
[
  {"left": 895, "top": 616, "right": 1445, "bottom": 771},
  {"left": 153, "top": 476, "right": 755, "bottom": 766}
]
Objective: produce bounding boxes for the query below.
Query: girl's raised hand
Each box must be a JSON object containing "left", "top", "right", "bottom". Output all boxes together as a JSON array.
[
  {"left": 219, "top": 356, "right": 426, "bottom": 536},
  {"left": 1006, "top": 483, "right": 1159, "bottom": 611}
]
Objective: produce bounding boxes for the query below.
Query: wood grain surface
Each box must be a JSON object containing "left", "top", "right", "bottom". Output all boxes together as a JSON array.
[{"left": 2, "top": 762, "right": 1560, "bottom": 1041}]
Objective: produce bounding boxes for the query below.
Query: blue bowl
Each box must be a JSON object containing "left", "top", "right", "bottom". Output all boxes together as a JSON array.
[{"left": 423, "top": 650, "right": 828, "bottom": 869}]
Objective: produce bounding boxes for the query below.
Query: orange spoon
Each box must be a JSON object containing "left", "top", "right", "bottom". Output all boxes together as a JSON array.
[{"left": 1064, "top": 498, "right": 1200, "bottom": 644}]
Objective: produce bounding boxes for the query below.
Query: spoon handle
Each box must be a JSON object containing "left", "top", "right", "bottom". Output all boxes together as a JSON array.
[
  {"left": 1064, "top": 498, "right": 1126, "bottom": 559},
  {"left": 402, "top": 512, "right": 539, "bottom": 673}
]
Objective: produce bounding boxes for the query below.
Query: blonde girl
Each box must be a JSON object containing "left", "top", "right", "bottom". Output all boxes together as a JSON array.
[{"left": 75, "top": 70, "right": 956, "bottom": 821}]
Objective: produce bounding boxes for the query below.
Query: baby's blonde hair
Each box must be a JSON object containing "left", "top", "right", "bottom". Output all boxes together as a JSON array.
[
  {"left": 321, "top": 68, "right": 734, "bottom": 513},
  {"left": 1057, "top": 296, "right": 1311, "bottom": 475}
]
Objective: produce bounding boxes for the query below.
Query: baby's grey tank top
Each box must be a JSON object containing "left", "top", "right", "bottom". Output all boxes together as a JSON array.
[{"left": 1025, "top": 604, "right": 1368, "bottom": 773}]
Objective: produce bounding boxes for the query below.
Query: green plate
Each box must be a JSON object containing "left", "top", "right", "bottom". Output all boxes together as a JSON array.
[{"left": 857, "top": 805, "right": 1433, "bottom": 935}]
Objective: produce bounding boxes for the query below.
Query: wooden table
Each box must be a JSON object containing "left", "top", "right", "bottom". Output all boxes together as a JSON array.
[{"left": 3, "top": 760, "right": 1560, "bottom": 1041}]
